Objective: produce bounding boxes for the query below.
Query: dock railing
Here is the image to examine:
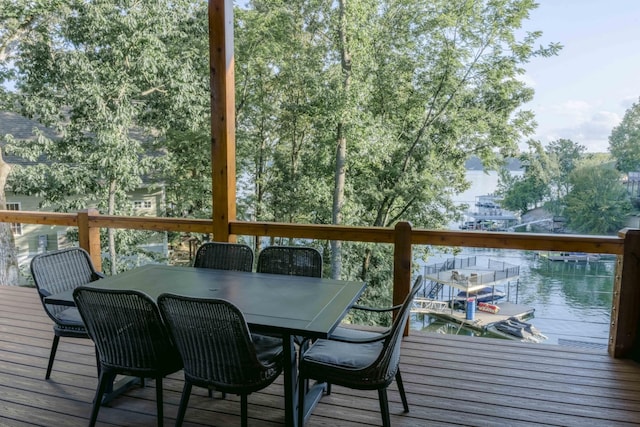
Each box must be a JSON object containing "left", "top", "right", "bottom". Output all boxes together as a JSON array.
[{"left": 0, "top": 208, "right": 638, "bottom": 360}]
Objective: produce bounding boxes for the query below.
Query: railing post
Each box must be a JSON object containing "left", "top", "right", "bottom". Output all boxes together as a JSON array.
[
  {"left": 610, "top": 228, "right": 640, "bottom": 359},
  {"left": 78, "top": 208, "right": 102, "bottom": 272},
  {"left": 209, "top": 0, "right": 236, "bottom": 242},
  {"left": 394, "top": 221, "right": 413, "bottom": 336}
]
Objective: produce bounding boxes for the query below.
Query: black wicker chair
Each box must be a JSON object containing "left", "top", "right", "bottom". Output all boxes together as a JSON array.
[
  {"left": 193, "top": 242, "right": 254, "bottom": 272},
  {"left": 73, "top": 287, "right": 183, "bottom": 427},
  {"left": 30, "top": 247, "right": 105, "bottom": 379},
  {"left": 158, "top": 294, "right": 284, "bottom": 427},
  {"left": 256, "top": 246, "right": 322, "bottom": 278},
  {"left": 297, "top": 276, "right": 423, "bottom": 427},
  {"left": 256, "top": 246, "right": 323, "bottom": 349}
]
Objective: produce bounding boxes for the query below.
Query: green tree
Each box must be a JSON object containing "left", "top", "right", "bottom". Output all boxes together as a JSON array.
[
  {"left": 609, "top": 97, "right": 640, "bottom": 174},
  {"left": 546, "top": 138, "right": 585, "bottom": 206},
  {"left": 0, "top": 0, "right": 66, "bottom": 284},
  {"left": 4, "top": 0, "right": 208, "bottom": 273},
  {"left": 498, "top": 141, "right": 554, "bottom": 214},
  {"left": 236, "top": 0, "right": 559, "bottom": 309},
  {"left": 564, "top": 163, "right": 631, "bottom": 235}
]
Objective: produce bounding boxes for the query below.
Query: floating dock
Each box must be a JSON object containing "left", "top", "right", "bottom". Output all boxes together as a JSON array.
[{"left": 413, "top": 299, "right": 535, "bottom": 332}]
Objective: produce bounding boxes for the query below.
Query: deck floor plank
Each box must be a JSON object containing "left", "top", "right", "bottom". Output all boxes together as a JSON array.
[{"left": 1, "top": 285, "right": 639, "bottom": 426}]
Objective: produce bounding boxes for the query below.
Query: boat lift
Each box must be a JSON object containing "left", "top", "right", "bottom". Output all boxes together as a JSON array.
[{"left": 413, "top": 256, "right": 544, "bottom": 342}]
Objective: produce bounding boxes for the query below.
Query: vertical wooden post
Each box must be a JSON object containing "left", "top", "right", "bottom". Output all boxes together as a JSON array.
[
  {"left": 610, "top": 228, "right": 640, "bottom": 359},
  {"left": 209, "top": 0, "right": 236, "bottom": 242},
  {"left": 78, "top": 208, "right": 102, "bottom": 272},
  {"left": 394, "top": 221, "right": 413, "bottom": 336}
]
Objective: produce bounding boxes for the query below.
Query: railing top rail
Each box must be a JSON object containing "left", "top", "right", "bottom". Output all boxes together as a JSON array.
[{"left": 0, "top": 210, "right": 625, "bottom": 255}]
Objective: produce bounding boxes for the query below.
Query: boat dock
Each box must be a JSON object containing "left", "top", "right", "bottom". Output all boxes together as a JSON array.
[
  {"left": 414, "top": 256, "right": 545, "bottom": 342},
  {"left": 413, "top": 299, "right": 535, "bottom": 331}
]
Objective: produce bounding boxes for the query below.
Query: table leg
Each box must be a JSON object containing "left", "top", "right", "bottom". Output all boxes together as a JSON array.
[
  {"left": 284, "top": 336, "right": 326, "bottom": 427},
  {"left": 101, "top": 376, "right": 141, "bottom": 405},
  {"left": 283, "top": 334, "right": 298, "bottom": 427},
  {"left": 93, "top": 346, "right": 141, "bottom": 406}
]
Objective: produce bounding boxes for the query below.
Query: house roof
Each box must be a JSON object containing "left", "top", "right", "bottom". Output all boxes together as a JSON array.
[
  {"left": 0, "top": 111, "right": 56, "bottom": 166},
  {"left": 0, "top": 111, "right": 162, "bottom": 186}
]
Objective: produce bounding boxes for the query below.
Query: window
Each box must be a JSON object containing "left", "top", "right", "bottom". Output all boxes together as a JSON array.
[
  {"left": 6, "top": 203, "right": 22, "bottom": 235},
  {"left": 133, "top": 200, "right": 153, "bottom": 210}
]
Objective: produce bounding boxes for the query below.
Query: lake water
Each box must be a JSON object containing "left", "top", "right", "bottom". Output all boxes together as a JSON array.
[{"left": 410, "top": 171, "right": 614, "bottom": 351}]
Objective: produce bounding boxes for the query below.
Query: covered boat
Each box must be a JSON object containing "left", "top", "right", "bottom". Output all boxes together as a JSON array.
[
  {"left": 490, "top": 318, "right": 547, "bottom": 343},
  {"left": 452, "top": 286, "right": 506, "bottom": 304}
]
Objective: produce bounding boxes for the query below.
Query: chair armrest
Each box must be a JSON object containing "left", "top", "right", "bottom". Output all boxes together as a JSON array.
[
  {"left": 328, "top": 330, "right": 390, "bottom": 344},
  {"left": 350, "top": 304, "right": 402, "bottom": 313}
]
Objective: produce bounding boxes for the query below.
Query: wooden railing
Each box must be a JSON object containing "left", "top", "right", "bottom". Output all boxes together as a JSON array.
[{"left": 1, "top": 208, "right": 638, "bottom": 360}]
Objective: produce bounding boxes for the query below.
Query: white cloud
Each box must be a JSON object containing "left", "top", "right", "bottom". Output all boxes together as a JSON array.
[
  {"left": 534, "top": 108, "right": 622, "bottom": 153},
  {"left": 547, "top": 100, "right": 591, "bottom": 121}
]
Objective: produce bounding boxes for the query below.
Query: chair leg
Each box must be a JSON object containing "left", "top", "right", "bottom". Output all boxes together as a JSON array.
[
  {"left": 395, "top": 369, "right": 410, "bottom": 412},
  {"left": 94, "top": 345, "right": 101, "bottom": 377},
  {"left": 175, "top": 382, "right": 192, "bottom": 427},
  {"left": 89, "top": 370, "right": 115, "bottom": 427},
  {"left": 241, "top": 394, "right": 248, "bottom": 427},
  {"left": 298, "top": 375, "right": 306, "bottom": 427},
  {"left": 155, "top": 377, "right": 164, "bottom": 427},
  {"left": 46, "top": 335, "right": 60, "bottom": 379},
  {"left": 378, "top": 388, "right": 391, "bottom": 427}
]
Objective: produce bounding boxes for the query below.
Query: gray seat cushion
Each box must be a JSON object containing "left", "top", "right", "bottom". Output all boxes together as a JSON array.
[
  {"left": 304, "top": 328, "right": 384, "bottom": 369},
  {"left": 54, "top": 307, "right": 84, "bottom": 327}
]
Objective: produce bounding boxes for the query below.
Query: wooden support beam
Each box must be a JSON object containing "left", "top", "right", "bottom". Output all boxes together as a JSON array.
[
  {"left": 209, "top": 0, "right": 236, "bottom": 242},
  {"left": 610, "top": 228, "right": 640, "bottom": 359}
]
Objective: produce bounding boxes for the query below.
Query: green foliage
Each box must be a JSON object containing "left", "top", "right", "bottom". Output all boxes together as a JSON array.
[
  {"left": 499, "top": 139, "right": 630, "bottom": 235},
  {"left": 497, "top": 141, "right": 553, "bottom": 214},
  {"left": 3, "top": 0, "right": 209, "bottom": 270},
  {"left": 156, "top": 130, "right": 212, "bottom": 219},
  {"left": 2, "top": 0, "right": 560, "bottom": 319},
  {"left": 235, "top": 0, "right": 558, "bottom": 309},
  {"left": 564, "top": 164, "right": 632, "bottom": 235},
  {"left": 546, "top": 138, "right": 586, "bottom": 201},
  {"left": 609, "top": 97, "right": 640, "bottom": 173}
]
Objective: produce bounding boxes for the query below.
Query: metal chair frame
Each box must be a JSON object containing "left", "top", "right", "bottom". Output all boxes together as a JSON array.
[
  {"left": 30, "top": 247, "right": 104, "bottom": 379},
  {"left": 73, "top": 287, "right": 183, "bottom": 427},
  {"left": 158, "top": 294, "right": 284, "bottom": 427},
  {"left": 297, "top": 276, "right": 423, "bottom": 427}
]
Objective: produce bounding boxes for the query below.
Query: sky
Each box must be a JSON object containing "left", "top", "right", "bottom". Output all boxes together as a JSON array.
[{"left": 519, "top": 0, "right": 640, "bottom": 153}]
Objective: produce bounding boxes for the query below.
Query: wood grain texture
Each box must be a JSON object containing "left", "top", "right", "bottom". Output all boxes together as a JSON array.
[{"left": 1, "top": 285, "right": 639, "bottom": 426}]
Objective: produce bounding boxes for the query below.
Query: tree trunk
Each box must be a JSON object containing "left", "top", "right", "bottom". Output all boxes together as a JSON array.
[
  {"left": 330, "top": 0, "right": 351, "bottom": 279},
  {"left": 0, "top": 152, "right": 19, "bottom": 285}
]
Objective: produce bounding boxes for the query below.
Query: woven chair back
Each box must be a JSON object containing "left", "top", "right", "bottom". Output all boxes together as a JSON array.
[
  {"left": 193, "top": 242, "right": 254, "bottom": 272},
  {"left": 158, "top": 294, "right": 280, "bottom": 392},
  {"left": 73, "top": 287, "right": 181, "bottom": 375},
  {"left": 257, "top": 246, "right": 322, "bottom": 277},
  {"left": 31, "top": 247, "right": 100, "bottom": 317}
]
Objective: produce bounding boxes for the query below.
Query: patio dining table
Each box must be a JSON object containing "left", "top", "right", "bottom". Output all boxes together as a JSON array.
[{"left": 44, "top": 263, "right": 366, "bottom": 427}]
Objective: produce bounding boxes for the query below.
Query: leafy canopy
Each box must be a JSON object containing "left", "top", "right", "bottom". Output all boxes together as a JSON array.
[{"left": 609, "top": 97, "right": 640, "bottom": 174}]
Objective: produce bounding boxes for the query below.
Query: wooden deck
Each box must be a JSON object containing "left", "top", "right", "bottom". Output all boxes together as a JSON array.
[{"left": 2, "top": 284, "right": 640, "bottom": 426}]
